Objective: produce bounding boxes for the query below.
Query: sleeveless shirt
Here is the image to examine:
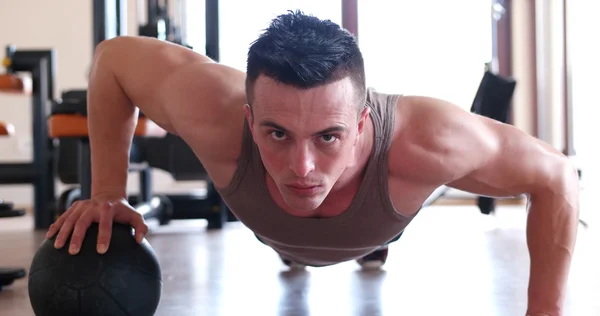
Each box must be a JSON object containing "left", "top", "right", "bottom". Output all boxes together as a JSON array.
[{"left": 216, "top": 88, "right": 419, "bottom": 266}]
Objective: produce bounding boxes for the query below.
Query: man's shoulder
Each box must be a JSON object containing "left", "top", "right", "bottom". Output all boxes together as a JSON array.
[
  {"left": 386, "top": 95, "right": 480, "bottom": 186},
  {"left": 160, "top": 62, "right": 246, "bottom": 111},
  {"left": 365, "top": 87, "right": 404, "bottom": 105},
  {"left": 159, "top": 63, "right": 247, "bottom": 188}
]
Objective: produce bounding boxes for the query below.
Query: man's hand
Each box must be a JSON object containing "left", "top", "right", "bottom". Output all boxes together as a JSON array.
[{"left": 46, "top": 194, "right": 148, "bottom": 255}]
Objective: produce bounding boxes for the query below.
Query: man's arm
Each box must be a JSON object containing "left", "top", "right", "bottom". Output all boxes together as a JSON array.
[
  {"left": 88, "top": 36, "right": 207, "bottom": 198},
  {"left": 87, "top": 36, "right": 245, "bottom": 197},
  {"left": 47, "top": 36, "right": 247, "bottom": 253},
  {"left": 395, "top": 96, "right": 580, "bottom": 315}
]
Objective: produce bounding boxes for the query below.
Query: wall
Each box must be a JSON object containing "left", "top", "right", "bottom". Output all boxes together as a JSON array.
[
  {"left": 0, "top": 0, "right": 93, "bottom": 206},
  {"left": 0, "top": 0, "right": 205, "bottom": 207}
]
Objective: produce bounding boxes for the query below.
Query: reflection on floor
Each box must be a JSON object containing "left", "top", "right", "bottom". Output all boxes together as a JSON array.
[{"left": 1, "top": 203, "right": 598, "bottom": 316}]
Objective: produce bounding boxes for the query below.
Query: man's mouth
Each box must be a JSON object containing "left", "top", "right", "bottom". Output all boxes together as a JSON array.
[{"left": 286, "top": 184, "right": 321, "bottom": 195}]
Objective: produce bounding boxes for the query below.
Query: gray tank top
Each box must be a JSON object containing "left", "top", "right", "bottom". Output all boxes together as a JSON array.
[{"left": 216, "top": 88, "right": 419, "bottom": 266}]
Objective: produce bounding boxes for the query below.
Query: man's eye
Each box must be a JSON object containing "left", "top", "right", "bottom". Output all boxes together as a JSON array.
[
  {"left": 270, "top": 131, "right": 286, "bottom": 140},
  {"left": 320, "top": 134, "right": 338, "bottom": 144}
]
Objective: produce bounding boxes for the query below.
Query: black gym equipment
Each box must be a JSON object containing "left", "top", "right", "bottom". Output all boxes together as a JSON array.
[
  {"left": 50, "top": 90, "right": 234, "bottom": 229},
  {"left": 49, "top": 0, "right": 235, "bottom": 229},
  {"left": 0, "top": 199, "right": 27, "bottom": 291},
  {"left": 0, "top": 121, "right": 27, "bottom": 290},
  {"left": 470, "top": 70, "right": 517, "bottom": 215},
  {"left": 28, "top": 223, "right": 162, "bottom": 316},
  {"left": 0, "top": 199, "right": 25, "bottom": 218},
  {"left": 0, "top": 46, "right": 57, "bottom": 229},
  {"left": 92, "top": 0, "right": 127, "bottom": 53},
  {"left": 50, "top": 89, "right": 175, "bottom": 224},
  {"left": 0, "top": 267, "right": 26, "bottom": 292},
  {"left": 139, "top": 0, "right": 190, "bottom": 48}
]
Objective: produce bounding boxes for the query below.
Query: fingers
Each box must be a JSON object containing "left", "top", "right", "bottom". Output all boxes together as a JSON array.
[
  {"left": 97, "top": 202, "right": 114, "bottom": 254},
  {"left": 67, "top": 206, "right": 98, "bottom": 255},
  {"left": 46, "top": 207, "right": 73, "bottom": 239},
  {"left": 129, "top": 212, "right": 148, "bottom": 244},
  {"left": 48, "top": 199, "right": 148, "bottom": 257},
  {"left": 53, "top": 203, "right": 84, "bottom": 250}
]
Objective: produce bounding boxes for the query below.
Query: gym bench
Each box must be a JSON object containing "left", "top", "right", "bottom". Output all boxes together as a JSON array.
[
  {"left": 48, "top": 93, "right": 174, "bottom": 223},
  {"left": 0, "top": 45, "right": 57, "bottom": 230},
  {"left": 48, "top": 90, "right": 233, "bottom": 229},
  {"left": 0, "top": 114, "right": 27, "bottom": 291}
]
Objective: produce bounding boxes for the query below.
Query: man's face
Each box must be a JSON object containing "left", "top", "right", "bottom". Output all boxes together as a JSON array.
[{"left": 245, "top": 75, "right": 370, "bottom": 213}]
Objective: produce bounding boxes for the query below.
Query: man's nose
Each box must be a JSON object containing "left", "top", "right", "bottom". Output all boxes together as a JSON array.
[{"left": 289, "top": 144, "right": 315, "bottom": 178}]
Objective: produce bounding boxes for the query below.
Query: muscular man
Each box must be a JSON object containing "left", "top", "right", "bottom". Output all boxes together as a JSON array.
[{"left": 47, "top": 11, "right": 579, "bottom": 315}]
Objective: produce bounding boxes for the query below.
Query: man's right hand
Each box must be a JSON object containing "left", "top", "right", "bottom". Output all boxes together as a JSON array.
[{"left": 45, "top": 194, "right": 148, "bottom": 255}]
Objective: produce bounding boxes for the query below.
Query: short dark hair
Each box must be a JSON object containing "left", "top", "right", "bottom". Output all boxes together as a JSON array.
[{"left": 245, "top": 10, "right": 366, "bottom": 111}]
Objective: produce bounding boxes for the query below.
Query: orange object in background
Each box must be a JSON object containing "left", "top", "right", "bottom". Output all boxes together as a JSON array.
[
  {"left": 0, "top": 73, "right": 25, "bottom": 93},
  {"left": 48, "top": 114, "right": 166, "bottom": 139},
  {"left": 0, "top": 121, "right": 15, "bottom": 136}
]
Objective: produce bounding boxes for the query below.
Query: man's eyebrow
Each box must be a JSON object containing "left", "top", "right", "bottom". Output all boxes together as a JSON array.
[
  {"left": 259, "top": 120, "right": 348, "bottom": 136},
  {"left": 314, "top": 126, "right": 347, "bottom": 135},
  {"left": 260, "top": 121, "right": 289, "bottom": 133}
]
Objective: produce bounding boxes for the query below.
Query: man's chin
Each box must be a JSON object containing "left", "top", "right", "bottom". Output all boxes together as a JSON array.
[
  {"left": 274, "top": 183, "right": 328, "bottom": 212},
  {"left": 281, "top": 194, "right": 324, "bottom": 214}
]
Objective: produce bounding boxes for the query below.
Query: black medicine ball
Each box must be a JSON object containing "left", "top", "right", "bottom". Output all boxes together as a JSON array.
[{"left": 28, "top": 223, "right": 162, "bottom": 316}]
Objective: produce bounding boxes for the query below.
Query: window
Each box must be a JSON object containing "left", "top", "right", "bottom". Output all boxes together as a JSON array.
[
  {"left": 568, "top": 1, "right": 600, "bottom": 176},
  {"left": 183, "top": 0, "right": 206, "bottom": 54},
  {"left": 218, "top": 0, "right": 342, "bottom": 72},
  {"left": 357, "top": 1, "right": 493, "bottom": 110}
]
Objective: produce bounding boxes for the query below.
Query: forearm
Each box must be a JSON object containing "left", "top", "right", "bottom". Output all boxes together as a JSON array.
[
  {"left": 525, "top": 169, "right": 580, "bottom": 315},
  {"left": 87, "top": 44, "right": 139, "bottom": 200}
]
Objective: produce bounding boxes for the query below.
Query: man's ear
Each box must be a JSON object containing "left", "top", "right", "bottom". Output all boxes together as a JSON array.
[
  {"left": 243, "top": 104, "right": 254, "bottom": 131},
  {"left": 357, "top": 106, "right": 371, "bottom": 134},
  {"left": 354, "top": 106, "right": 371, "bottom": 146}
]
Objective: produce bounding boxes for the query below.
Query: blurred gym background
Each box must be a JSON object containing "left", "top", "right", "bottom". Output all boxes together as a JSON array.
[
  {"left": 0, "top": 1, "right": 597, "bottom": 221},
  {"left": 1, "top": 1, "right": 599, "bottom": 315}
]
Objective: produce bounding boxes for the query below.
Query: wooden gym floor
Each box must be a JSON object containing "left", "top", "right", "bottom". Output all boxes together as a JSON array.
[{"left": 1, "top": 199, "right": 599, "bottom": 316}]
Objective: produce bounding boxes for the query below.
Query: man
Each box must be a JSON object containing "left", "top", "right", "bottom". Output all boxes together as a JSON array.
[{"left": 47, "top": 11, "right": 579, "bottom": 315}]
